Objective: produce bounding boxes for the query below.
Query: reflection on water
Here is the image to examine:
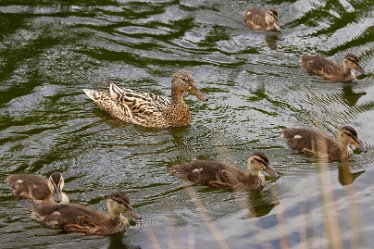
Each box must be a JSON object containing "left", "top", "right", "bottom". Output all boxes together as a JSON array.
[
  {"left": 246, "top": 187, "right": 279, "bottom": 218},
  {"left": 265, "top": 33, "right": 279, "bottom": 50},
  {"left": 0, "top": 0, "right": 374, "bottom": 248},
  {"left": 341, "top": 84, "right": 366, "bottom": 107},
  {"left": 338, "top": 163, "right": 366, "bottom": 186}
]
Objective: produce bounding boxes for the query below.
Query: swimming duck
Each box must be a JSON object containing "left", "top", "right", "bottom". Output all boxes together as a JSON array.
[
  {"left": 31, "top": 192, "right": 141, "bottom": 236},
  {"left": 283, "top": 126, "right": 366, "bottom": 162},
  {"left": 7, "top": 172, "right": 69, "bottom": 204},
  {"left": 171, "top": 152, "right": 278, "bottom": 190},
  {"left": 300, "top": 53, "right": 365, "bottom": 82},
  {"left": 244, "top": 8, "right": 280, "bottom": 31},
  {"left": 83, "top": 70, "right": 208, "bottom": 128}
]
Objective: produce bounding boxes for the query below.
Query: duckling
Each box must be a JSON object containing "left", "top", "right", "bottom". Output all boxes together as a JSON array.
[
  {"left": 283, "top": 126, "right": 366, "bottom": 162},
  {"left": 244, "top": 8, "right": 280, "bottom": 31},
  {"left": 83, "top": 70, "right": 208, "bottom": 128},
  {"left": 300, "top": 53, "right": 365, "bottom": 82},
  {"left": 31, "top": 192, "right": 141, "bottom": 236},
  {"left": 171, "top": 152, "right": 278, "bottom": 190},
  {"left": 7, "top": 172, "right": 69, "bottom": 204}
]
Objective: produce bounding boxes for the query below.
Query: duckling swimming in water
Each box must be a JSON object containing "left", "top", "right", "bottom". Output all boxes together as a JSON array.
[
  {"left": 300, "top": 53, "right": 365, "bottom": 82},
  {"left": 244, "top": 8, "right": 280, "bottom": 31},
  {"left": 283, "top": 126, "right": 366, "bottom": 162},
  {"left": 83, "top": 70, "right": 208, "bottom": 128},
  {"left": 31, "top": 192, "right": 141, "bottom": 236},
  {"left": 171, "top": 152, "right": 278, "bottom": 190},
  {"left": 7, "top": 172, "right": 69, "bottom": 204}
]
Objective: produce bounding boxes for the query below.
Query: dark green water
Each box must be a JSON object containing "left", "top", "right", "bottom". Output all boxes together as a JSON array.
[{"left": 0, "top": 0, "right": 373, "bottom": 248}]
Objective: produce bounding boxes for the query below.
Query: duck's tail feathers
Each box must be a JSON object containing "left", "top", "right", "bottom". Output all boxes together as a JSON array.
[
  {"left": 109, "top": 83, "right": 125, "bottom": 101},
  {"left": 83, "top": 89, "right": 99, "bottom": 101}
]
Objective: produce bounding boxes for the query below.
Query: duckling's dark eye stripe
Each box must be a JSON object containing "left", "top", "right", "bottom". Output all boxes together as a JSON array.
[
  {"left": 344, "top": 132, "right": 356, "bottom": 139},
  {"left": 254, "top": 158, "right": 267, "bottom": 165},
  {"left": 346, "top": 58, "right": 358, "bottom": 65}
]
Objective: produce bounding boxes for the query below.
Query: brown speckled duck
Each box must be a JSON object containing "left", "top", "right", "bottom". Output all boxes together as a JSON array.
[
  {"left": 31, "top": 192, "right": 141, "bottom": 236},
  {"left": 283, "top": 126, "right": 366, "bottom": 162},
  {"left": 300, "top": 53, "right": 365, "bottom": 82},
  {"left": 7, "top": 172, "right": 69, "bottom": 204},
  {"left": 171, "top": 152, "right": 278, "bottom": 190},
  {"left": 244, "top": 8, "right": 280, "bottom": 31},
  {"left": 83, "top": 70, "right": 208, "bottom": 128}
]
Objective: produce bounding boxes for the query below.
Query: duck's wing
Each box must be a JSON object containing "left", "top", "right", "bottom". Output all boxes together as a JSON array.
[
  {"left": 220, "top": 163, "right": 248, "bottom": 185},
  {"left": 300, "top": 55, "right": 341, "bottom": 80},
  {"left": 244, "top": 9, "right": 266, "bottom": 28},
  {"left": 207, "top": 180, "right": 234, "bottom": 189},
  {"left": 32, "top": 203, "right": 105, "bottom": 232},
  {"left": 84, "top": 83, "right": 171, "bottom": 125},
  {"left": 283, "top": 128, "right": 325, "bottom": 152},
  {"left": 171, "top": 160, "right": 227, "bottom": 186},
  {"left": 283, "top": 128, "right": 340, "bottom": 158},
  {"left": 7, "top": 174, "right": 50, "bottom": 201},
  {"left": 108, "top": 83, "right": 170, "bottom": 113}
]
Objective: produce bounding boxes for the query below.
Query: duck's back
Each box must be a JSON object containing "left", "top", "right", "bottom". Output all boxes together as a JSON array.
[
  {"left": 283, "top": 128, "right": 341, "bottom": 160},
  {"left": 7, "top": 174, "right": 50, "bottom": 201},
  {"left": 244, "top": 8, "right": 267, "bottom": 30},
  {"left": 84, "top": 83, "right": 174, "bottom": 127},
  {"left": 108, "top": 83, "right": 170, "bottom": 112},
  {"left": 300, "top": 55, "right": 342, "bottom": 81},
  {"left": 32, "top": 203, "right": 118, "bottom": 235},
  {"left": 172, "top": 160, "right": 245, "bottom": 186}
]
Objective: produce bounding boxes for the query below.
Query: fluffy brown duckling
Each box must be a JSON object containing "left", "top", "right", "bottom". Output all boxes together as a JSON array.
[
  {"left": 244, "top": 8, "right": 280, "bottom": 31},
  {"left": 283, "top": 126, "right": 366, "bottom": 162},
  {"left": 7, "top": 172, "right": 69, "bottom": 204},
  {"left": 300, "top": 53, "right": 365, "bottom": 82},
  {"left": 171, "top": 152, "right": 278, "bottom": 190},
  {"left": 31, "top": 192, "right": 141, "bottom": 236}
]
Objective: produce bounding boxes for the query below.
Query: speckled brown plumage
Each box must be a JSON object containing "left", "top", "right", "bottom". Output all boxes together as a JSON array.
[
  {"left": 300, "top": 54, "right": 365, "bottom": 82},
  {"left": 83, "top": 70, "right": 207, "bottom": 128},
  {"left": 7, "top": 172, "right": 69, "bottom": 204},
  {"left": 244, "top": 8, "right": 280, "bottom": 31},
  {"left": 31, "top": 192, "right": 141, "bottom": 236},
  {"left": 171, "top": 152, "right": 278, "bottom": 190},
  {"left": 283, "top": 126, "right": 366, "bottom": 162}
]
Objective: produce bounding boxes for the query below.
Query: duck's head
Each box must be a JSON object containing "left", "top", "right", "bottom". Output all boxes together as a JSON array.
[
  {"left": 106, "top": 192, "right": 142, "bottom": 220},
  {"left": 338, "top": 126, "right": 366, "bottom": 152},
  {"left": 248, "top": 152, "right": 278, "bottom": 178},
  {"left": 172, "top": 70, "right": 208, "bottom": 101},
  {"left": 47, "top": 172, "right": 65, "bottom": 203},
  {"left": 265, "top": 9, "right": 280, "bottom": 31},
  {"left": 343, "top": 53, "right": 365, "bottom": 74}
]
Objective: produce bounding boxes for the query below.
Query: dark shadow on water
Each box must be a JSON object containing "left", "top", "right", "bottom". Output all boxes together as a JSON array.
[
  {"left": 338, "top": 163, "right": 366, "bottom": 186},
  {"left": 108, "top": 234, "right": 142, "bottom": 249},
  {"left": 341, "top": 84, "right": 366, "bottom": 107},
  {"left": 265, "top": 33, "right": 280, "bottom": 50},
  {"left": 245, "top": 187, "right": 279, "bottom": 218}
]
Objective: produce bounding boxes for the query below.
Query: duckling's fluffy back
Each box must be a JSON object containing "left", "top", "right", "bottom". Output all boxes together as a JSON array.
[{"left": 171, "top": 160, "right": 244, "bottom": 186}]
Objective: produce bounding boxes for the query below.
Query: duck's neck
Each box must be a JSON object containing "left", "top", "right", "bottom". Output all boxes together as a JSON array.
[
  {"left": 341, "top": 64, "right": 354, "bottom": 80},
  {"left": 107, "top": 201, "right": 122, "bottom": 220},
  {"left": 337, "top": 138, "right": 352, "bottom": 159},
  {"left": 248, "top": 168, "right": 265, "bottom": 183},
  {"left": 171, "top": 88, "right": 186, "bottom": 104}
]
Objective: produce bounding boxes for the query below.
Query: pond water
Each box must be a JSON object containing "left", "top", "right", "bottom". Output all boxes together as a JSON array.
[{"left": 0, "top": 0, "right": 373, "bottom": 248}]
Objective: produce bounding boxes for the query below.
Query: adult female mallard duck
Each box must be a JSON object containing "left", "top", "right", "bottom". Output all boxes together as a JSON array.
[
  {"left": 7, "top": 172, "right": 69, "bottom": 204},
  {"left": 31, "top": 192, "right": 141, "bottom": 236},
  {"left": 171, "top": 152, "right": 278, "bottom": 190},
  {"left": 244, "top": 8, "right": 280, "bottom": 31},
  {"left": 283, "top": 126, "right": 366, "bottom": 162},
  {"left": 300, "top": 53, "right": 365, "bottom": 82},
  {"left": 83, "top": 70, "right": 208, "bottom": 128}
]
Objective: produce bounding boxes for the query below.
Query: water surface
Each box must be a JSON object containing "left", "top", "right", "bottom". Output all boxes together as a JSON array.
[{"left": 0, "top": 0, "right": 374, "bottom": 248}]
